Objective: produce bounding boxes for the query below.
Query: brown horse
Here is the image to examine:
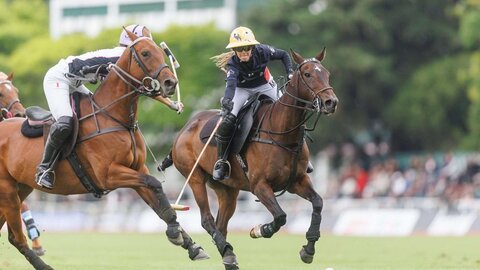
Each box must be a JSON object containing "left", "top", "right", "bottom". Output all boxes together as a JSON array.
[
  {"left": 0, "top": 30, "right": 208, "bottom": 270},
  {"left": 0, "top": 72, "right": 26, "bottom": 119},
  {"left": 164, "top": 48, "right": 338, "bottom": 270}
]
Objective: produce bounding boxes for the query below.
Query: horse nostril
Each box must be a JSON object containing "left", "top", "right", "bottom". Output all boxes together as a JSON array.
[
  {"left": 163, "top": 79, "right": 177, "bottom": 90},
  {"left": 324, "top": 99, "right": 333, "bottom": 109}
]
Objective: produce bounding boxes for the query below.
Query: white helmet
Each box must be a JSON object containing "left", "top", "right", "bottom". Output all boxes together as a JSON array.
[{"left": 119, "top": 24, "right": 153, "bottom": 47}]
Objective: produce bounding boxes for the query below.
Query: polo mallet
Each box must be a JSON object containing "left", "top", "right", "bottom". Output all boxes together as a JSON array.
[
  {"left": 160, "top": 42, "right": 181, "bottom": 106},
  {"left": 170, "top": 116, "right": 223, "bottom": 211}
]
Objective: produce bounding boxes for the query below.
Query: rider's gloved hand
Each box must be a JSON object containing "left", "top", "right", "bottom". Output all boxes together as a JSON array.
[
  {"left": 169, "top": 100, "right": 184, "bottom": 114},
  {"left": 287, "top": 68, "right": 294, "bottom": 80}
]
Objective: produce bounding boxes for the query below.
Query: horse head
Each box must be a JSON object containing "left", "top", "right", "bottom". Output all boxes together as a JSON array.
[
  {"left": 0, "top": 72, "right": 26, "bottom": 119},
  {"left": 117, "top": 29, "right": 177, "bottom": 98},
  {"left": 289, "top": 48, "right": 338, "bottom": 115}
]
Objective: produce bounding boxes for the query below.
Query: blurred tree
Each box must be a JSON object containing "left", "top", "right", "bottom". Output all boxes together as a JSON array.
[
  {"left": 244, "top": 0, "right": 461, "bottom": 152},
  {"left": 386, "top": 54, "right": 469, "bottom": 151},
  {"left": 0, "top": 0, "right": 48, "bottom": 54},
  {"left": 457, "top": 0, "right": 480, "bottom": 148}
]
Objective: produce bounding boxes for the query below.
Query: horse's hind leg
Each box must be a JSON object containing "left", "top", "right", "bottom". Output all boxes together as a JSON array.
[
  {"left": 289, "top": 174, "right": 323, "bottom": 264},
  {"left": 138, "top": 174, "right": 209, "bottom": 261},
  {"left": 250, "top": 180, "right": 287, "bottom": 239},
  {"left": 1, "top": 181, "right": 53, "bottom": 270}
]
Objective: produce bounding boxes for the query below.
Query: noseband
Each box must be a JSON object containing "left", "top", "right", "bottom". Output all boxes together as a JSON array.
[{"left": 0, "top": 80, "right": 20, "bottom": 119}]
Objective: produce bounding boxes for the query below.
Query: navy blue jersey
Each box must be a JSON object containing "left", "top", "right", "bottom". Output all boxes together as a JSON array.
[{"left": 224, "top": 44, "right": 293, "bottom": 99}]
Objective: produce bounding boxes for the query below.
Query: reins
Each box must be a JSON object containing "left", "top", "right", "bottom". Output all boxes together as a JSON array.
[{"left": 77, "top": 38, "right": 170, "bottom": 143}]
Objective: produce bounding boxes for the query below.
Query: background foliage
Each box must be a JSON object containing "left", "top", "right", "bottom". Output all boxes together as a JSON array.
[{"left": 0, "top": 0, "right": 479, "bottom": 155}]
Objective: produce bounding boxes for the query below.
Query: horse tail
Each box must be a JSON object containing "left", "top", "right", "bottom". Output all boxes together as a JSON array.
[
  {"left": 210, "top": 51, "right": 234, "bottom": 72},
  {"left": 158, "top": 150, "right": 174, "bottom": 172}
]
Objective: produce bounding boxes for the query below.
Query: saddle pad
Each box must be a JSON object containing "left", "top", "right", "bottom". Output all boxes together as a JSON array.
[
  {"left": 200, "top": 114, "right": 221, "bottom": 146},
  {"left": 21, "top": 119, "right": 43, "bottom": 138}
]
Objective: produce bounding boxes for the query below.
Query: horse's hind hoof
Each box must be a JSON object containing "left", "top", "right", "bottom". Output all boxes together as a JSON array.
[
  {"left": 189, "top": 243, "right": 210, "bottom": 261},
  {"left": 249, "top": 224, "right": 263, "bottom": 238},
  {"left": 299, "top": 246, "right": 314, "bottom": 264}
]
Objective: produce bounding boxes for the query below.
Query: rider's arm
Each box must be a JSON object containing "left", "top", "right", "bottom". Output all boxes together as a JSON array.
[{"left": 262, "top": 45, "right": 294, "bottom": 76}]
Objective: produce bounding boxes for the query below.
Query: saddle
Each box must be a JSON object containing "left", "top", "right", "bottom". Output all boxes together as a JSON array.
[
  {"left": 20, "top": 92, "right": 106, "bottom": 197},
  {"left": 199, "top": 93, "right": 273, "bottom": 155},
  {"left": 21, "top": 92, "right": 83, "bottom": 158}
]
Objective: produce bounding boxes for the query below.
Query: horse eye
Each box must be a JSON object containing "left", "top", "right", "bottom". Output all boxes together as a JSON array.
[
  {"left": 141, "top": 51, "right": 150, "bottom": 57},
  {"left": 304, "top": 72, "right": 311, "bottom": 78}
]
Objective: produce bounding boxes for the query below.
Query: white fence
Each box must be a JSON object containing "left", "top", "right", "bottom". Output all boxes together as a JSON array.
[{"left": 8, "top": 191, "right": 480, "bottom": 236}]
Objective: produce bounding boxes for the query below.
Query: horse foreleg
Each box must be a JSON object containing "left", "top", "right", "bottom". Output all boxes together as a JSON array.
[
  {"left": 289, "top": 175, "right": 323, "bottom": 264},
  {"left": 251, "top": 181, "right": 287, "bottom": 239},
  {"left": 140, "top": 174, "right": 209, "bottom": 261}
]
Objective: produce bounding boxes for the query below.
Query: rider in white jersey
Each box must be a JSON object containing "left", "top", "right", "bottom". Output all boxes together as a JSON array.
[{"left": 36, "top": 24, "right": 183, "bottom": 189}]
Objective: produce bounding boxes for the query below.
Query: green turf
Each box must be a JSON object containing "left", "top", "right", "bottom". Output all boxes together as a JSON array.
[{"left": 1, "top": 232, "right": 479, "bottom": 270}]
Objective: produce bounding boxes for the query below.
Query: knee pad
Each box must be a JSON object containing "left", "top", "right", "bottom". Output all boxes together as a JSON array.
[
  {"left": 50, "top": 116, "right": 73, "bottom": 141},
  {"left": 217, "top": 113, "right": 236, "bottom": 138}
]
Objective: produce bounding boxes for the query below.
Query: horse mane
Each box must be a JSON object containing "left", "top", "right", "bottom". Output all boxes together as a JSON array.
[{"left": 210, "top": 51, "right": 234, "bottom": 71}]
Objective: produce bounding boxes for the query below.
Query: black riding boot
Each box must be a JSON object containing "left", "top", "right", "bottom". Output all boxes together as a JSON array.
[
  {"left": 212, "top": 113, "right": 236, "bottom": 181},
  {"left": 36, "top": 116, "right": 73, "bottom": 189}
]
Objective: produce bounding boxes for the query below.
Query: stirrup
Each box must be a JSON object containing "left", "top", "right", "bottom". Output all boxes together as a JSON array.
[
  {"left": 212, "top": 159, "right": 231, "bottom": 181},
  {"left": 35, "top": 168, "right": 55, "bottom": 189}
]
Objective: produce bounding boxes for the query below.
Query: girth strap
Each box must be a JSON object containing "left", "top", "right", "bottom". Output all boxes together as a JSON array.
[{"left": 66, "top": 151, "right": 108, "bottom": 198}]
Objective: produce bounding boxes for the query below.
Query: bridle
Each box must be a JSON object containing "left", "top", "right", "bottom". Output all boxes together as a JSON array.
[
  {"left": 0, "top": 80, "right": 21, "bottom": 119},
  {"left": 265, "top": 58, "right": 333, "bottom": 136},
  {"left": 280, "top": 58, "right": 333, "bottom": 113},
  {"left": 79, "top": 36, "right": 172, "bottom": 142},
  {"left": 109, "top": 36, "right": 170, "bottom": 97}
]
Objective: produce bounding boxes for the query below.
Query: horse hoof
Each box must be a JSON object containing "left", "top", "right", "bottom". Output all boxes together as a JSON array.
[
  {"left": 249, "top": 224, "right": 263, "bottom": 238},
  {"left": 223, "top": 255, "right": 239, "bottom": 270},
  {"left": 166, "top": 225, "right": 184, "bottom": 246},
  {"left": 189, "top": 243, "right": 210, "bottom": 261},
  {"left": 299, "top": 246, "right": 314, "bottom": 264},
  {"left": 224, "top": 263, "right": 240, "bottom": 270}
]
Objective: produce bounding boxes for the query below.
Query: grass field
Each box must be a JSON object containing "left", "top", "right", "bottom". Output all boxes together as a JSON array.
[{"left": 1, "top": 232, "right": 479, "bottom": 270}]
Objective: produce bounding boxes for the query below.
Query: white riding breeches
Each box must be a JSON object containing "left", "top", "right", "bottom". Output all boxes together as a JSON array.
[
  {"left": 43, "top": 60, "right": 92, "bottom": 120},
  {"left": 231, "top": 80, "right": 278, "bottom": 116}
]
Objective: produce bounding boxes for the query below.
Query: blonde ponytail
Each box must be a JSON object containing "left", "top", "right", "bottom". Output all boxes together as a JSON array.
[{"left": 210, "top": 51, "right": 235, "bottom": 72}]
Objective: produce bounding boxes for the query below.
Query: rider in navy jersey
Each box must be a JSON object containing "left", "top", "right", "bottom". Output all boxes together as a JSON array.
[
  {"left": 211, "top": 26, "right": 294, "bottom": 181},
  {"left": 36, "top": 24, "right": 183, "bottom": 189}
]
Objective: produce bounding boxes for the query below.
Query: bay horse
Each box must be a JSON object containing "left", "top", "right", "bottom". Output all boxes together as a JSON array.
[
  {"left": 0, "top": 30, "right": 208, "bottom": 270},
  {"left": 163, "top": 48, "right": 338, "bottom": 270}
]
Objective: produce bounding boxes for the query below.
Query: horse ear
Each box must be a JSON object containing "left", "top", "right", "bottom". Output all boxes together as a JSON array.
[
  {"left": 123, "top": 26, "right": 139, "bottom": 44},
  {"left": 316, "top": 47, "right": 326, "bottom": 62},
  {"left": 7, "top": 72, "right": 14, "bottom": 81},
  {"left": 290, "top": 48, "right": 304, "bottom": 65}
]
